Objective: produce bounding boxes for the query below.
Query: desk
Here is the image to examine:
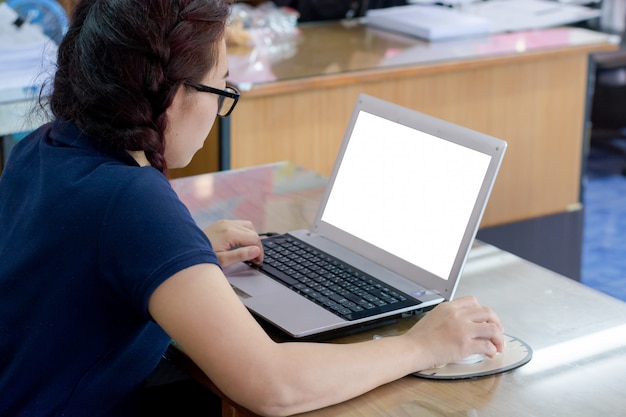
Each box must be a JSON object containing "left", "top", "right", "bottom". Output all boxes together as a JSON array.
[
  {"left": 221, "top": 22, "right": 619, "bottom": 280},
  {"left": 170, "top": 162, "right": 626, "bottom": 417}
]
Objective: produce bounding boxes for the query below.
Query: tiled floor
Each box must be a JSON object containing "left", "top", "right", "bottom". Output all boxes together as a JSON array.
[{"left": 581, "top": 143, "right": 626, "bottom": 302}]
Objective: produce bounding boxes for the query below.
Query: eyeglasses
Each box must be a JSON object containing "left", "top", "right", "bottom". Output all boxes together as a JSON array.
[{"left": 184, "top": 82, "right": 240, "bottom": 117}]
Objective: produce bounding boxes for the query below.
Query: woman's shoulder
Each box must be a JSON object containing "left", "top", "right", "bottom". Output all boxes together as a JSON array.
[{"left": 97, "top": 164, "right": 176, "bottom": 208}]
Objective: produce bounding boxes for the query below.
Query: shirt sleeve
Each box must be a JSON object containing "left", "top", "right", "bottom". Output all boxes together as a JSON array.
[{"left": 98, "top": 167, "right": 219, "bottom": 318}]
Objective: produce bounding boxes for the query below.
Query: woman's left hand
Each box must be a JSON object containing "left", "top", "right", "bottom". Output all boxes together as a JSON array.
[{"left": 204, "top": 219, "right": 263, "bottom": 267}]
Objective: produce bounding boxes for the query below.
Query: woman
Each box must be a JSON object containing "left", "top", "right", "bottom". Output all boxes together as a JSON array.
[{"left": 0, "top": 0, "right": 504, "bottom": 416}]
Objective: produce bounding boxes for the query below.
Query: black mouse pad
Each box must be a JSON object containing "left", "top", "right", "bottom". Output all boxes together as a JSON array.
[{"left": 413, "top": 334, "right": 532, "bottom": 380}]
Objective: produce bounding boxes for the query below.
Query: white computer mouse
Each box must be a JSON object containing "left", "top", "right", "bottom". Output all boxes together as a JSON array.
[
  {"left": 453, "top": 338, "right": 506, "bottom": 365},
  {"left": 453, "top": 353, "right": 486, "bottom": 365}
]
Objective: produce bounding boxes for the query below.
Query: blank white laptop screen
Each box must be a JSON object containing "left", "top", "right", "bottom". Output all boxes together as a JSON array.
[{"left": 321, "top": 110, "right": 492, "bottom": 280}]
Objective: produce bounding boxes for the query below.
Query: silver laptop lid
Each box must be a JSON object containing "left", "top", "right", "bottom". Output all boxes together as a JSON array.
[{"left": 312, "top": 94, "right": 507, "bottom": 300}]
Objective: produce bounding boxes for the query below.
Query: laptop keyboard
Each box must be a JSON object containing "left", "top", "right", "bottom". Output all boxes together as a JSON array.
[{"left": 248, "top": 235, "right": 419, "bottom": 321}]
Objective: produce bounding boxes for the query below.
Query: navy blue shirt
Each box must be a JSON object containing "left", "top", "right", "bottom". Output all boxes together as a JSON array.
[{"left": 0, "top": 120, "right": 219, "bottom": 416}]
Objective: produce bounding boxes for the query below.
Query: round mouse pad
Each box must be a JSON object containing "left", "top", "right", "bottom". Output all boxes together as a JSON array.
[{"left": 413, "top": 334, "right": 532, "bottom": 380}]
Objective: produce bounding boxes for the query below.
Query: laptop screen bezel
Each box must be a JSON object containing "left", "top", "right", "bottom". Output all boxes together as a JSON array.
[{"left": 311, "top": 94, "right": 507, "bottom": 300}]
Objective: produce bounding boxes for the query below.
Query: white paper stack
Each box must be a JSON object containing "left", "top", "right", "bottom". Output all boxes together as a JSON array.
[
  {"left": 366, "top": 1, "right": 601, "bottom": 42},
  {"left": 365, "top": 4, "right": 491, "bottom": 41},
  {"left": 0, "top": 3, "right": 57, "bottom": 104},
  {"left": 465, "top": 0, "right": 601, "bottom": 34}
]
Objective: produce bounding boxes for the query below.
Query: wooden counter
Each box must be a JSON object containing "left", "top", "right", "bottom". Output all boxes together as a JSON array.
[{"left": 226, "top": 23, "right": 617, "bottom": 229}]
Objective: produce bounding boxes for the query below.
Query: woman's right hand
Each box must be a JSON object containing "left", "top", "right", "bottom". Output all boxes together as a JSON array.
[{"left": 403, "top": 296, "right": 505, "bottom": 371}]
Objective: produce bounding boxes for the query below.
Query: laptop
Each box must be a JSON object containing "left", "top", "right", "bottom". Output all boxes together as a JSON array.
[{"left": 223, "top": 94, "right": 507, "bottom": 339}]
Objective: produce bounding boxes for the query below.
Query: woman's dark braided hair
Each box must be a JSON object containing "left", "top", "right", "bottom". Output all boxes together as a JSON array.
[{"left": 50, "top": 0, "right": 230, "bottom": 174}]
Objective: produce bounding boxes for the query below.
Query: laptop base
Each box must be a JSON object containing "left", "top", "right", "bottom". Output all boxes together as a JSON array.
[{"left": 255, "top": 306, "right": 435, "bottom": 343}]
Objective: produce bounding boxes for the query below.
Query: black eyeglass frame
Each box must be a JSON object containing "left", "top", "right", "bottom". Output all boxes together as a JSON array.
[{"left": 184, "top": 81, "right": 240, "bottom": 117}]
